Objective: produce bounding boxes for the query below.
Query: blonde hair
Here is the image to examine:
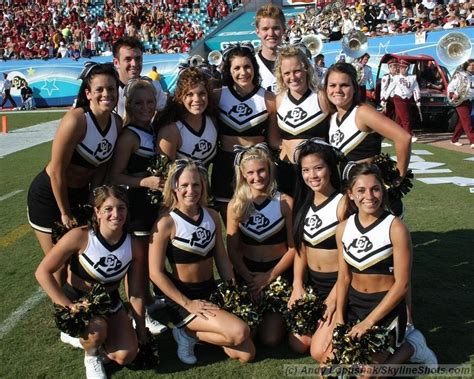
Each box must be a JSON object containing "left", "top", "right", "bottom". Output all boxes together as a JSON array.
[
  {"left": 123, "top": 79, "right": 156, "bottom": 125},
  {"left": 230, "top": 147, "right": 277, "bottom": 222},
  {"left": 163, "top": 159, "right": 209, "bottom": 210},
  {"left": 275, "top": 46, "right": 317, "bottom": 94}
]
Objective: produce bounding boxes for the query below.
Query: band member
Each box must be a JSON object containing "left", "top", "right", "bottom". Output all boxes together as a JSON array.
[
  {"left": 380, "top": 58, "right": 398, "bottom": 120},
  {"left": 255, "top": 4, "right": 286, "bottom": 93},
  {"left": 448, "top": 59, "right": 474, "bottom": 148},
  {"left": 382, "top": 59, "right": 421, "bottom": 142},
  {"left": 355, "top": 53, "right": 374, "bottom": 103},
  {"left": 314, "top": 54, "right": 327, "bottom": 88}
]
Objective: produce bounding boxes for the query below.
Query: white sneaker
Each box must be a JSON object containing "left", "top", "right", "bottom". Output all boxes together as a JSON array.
[
  {"left": 84, "top": 355, "right": 107, "bottom": 379},
  {"left": 146, "top": 312, "right": 167, "bottom": 334},
  {"left": 60, "top": 332, "right": 83, "bottom": 349},
  {"left": 406, "top": 329, "right": 438, "bottom": 367},
  {"left": 172, "top": 327, "right": 198, "bottom": 364},
  {"left": 450, "top": 141, "right": 463, "bottom": 146},
  {"left": 411, "top": 136, "right": 418, "bottom": 143},
  {"left": 471, "top": 144, "right": 474, "bottom": 149}
]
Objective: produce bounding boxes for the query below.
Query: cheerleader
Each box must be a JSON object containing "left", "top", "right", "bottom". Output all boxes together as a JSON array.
[
  {"left": 335, "top": 163, "right": 437, "bottom": 367},
  {"left": 35, "top": 185, "right": 147, "bottom": 379},
  {"left": 324, "top": 62, "right": 411, "bottom": 216},
  {"left": 382, "top": 59, "right": 421, "bottom": 141},
  {"left": 155, "top": 67, "right": 218, "bottom": 165},
  {"left": 288, "top": 139, "right": 347, "bottom": 362},
  {"left": 109, "top": 78, "right": 167, "bottom": 335},
  {"left": 212, "top": 43, "right": 278, "bottom": 218},
  {"left": 28, "top": 63, "right": 121, "bottom": 282},
  {"left": 448, "top": 59, "right": 474, "bottom": 148},
  {"left": 274, "top": 46, "right": 330, "bottom": 196},
  {"left": 149, "top": 159, "right": 255, "bottom": 364},
  {"left": 227, "top": 144, "right": 295, "bottom": 346}
]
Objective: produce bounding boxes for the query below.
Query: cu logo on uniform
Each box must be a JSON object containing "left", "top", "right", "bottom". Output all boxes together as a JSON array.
[
  {"left": 330, "top": 129, "right": 344, "bottom": 145},
  {"left": 348, "top": 236, "right": 373, "bottom": 253},
  {"left": 93, "top": 254, "right": 122, "bottom": 272},
  {"left": 305, "top": 214, "right": 322, "bottom": 230},
  {"left": 191, "top": 139, "right": 212, "bottom": 156},
  {"left": 284, "top": 107, "right": 307, "bottom": 123},
  {"left": 94, "top": 138, "right": 113, "bottom": 160},
  {"left": 229, "top": 103, "right": 252, "bottom": 117},
  {"left": 246, "top": 213, "right": 270, "bottom": 230},
  {"left": 190, "top": 227, "right": 212, "bottom": 247}
]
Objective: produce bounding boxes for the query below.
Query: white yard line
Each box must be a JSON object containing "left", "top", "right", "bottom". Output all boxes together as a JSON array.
[
  {"left": 0, "top": 287, "right": 45, "bottom": 339},
  {"left": 0, "top": 189, "right": 24, "bottom": 202},
  {"left": 0, "top": 120, "right": 59, "bottom": 157}
]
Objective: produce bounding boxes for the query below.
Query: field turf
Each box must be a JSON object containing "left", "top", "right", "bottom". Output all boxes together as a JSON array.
[{"left": 0, "top": 113, "right": 472, "bottom": 378}]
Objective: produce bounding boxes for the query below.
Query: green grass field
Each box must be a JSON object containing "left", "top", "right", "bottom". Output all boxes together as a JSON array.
[
  {"left": 0, "top": 110, "right": 66, "bottom": 131},
  {"left": 0, "top": 114, "right": 473, "bottom": 378}
]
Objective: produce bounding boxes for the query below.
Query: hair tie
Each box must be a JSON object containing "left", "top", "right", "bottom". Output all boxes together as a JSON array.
[
  {"left": 233, "top": 143, "right": 270, "bottom": 167},
  {"left": 77, "top": 61, "right": 100, "bottom": 80},
  {"left": 342, "top": 161, "right": 358, "bottom": 182},
  {"left": 222, "top": 42, "right": 255, "bottom": 62}
]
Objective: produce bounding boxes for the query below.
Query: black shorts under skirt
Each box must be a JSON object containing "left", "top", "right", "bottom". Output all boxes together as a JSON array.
[
  {"left": 347, "top": 286, "right": 406, "bottom": 347},
  {"left": 210, "top": 148, "right": 236, "bottom": 203},
  {"left": 27, "top": 169, "right": 89, "bottom": 233},
  {"left": 154, "top": 275, "right": 217, "bottom": 328},
  {"left": 308, "top": 269, "right": 338, "bottom": 301},
  {"left": 62, "top": 282, "right": 123, "bottom": 314},
  {"left": 276, "top": 159, "right": 297, "bottom": 197},
  {"left": 128, "top": 187, "right": 160, "bottom": 236}
]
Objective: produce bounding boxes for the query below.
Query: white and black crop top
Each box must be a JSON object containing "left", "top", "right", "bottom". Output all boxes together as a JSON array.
[
  {"left": 303, "top": 192, "right": 343, "bottom": 250},
  {"left": 176, "top": 115, "right": 217, "bottom": 165},
  {"left": 71, "top": 108, "right": 118, "bottom": 169},
  {"left": 277, "top": 89, "right": 329, "bottom": 140},
  {"left": 342, "top": 212, "right": 395, "bottom": 275},
  {"left": 167, "top": 207, "right": 216, "bottom": 264},
  {"left": 70, "top": 230, "right": 132, "bottom": 284},
  {"left": 217, "top": 86, "right": 269, "bottom": 137},
  {"left": 328, "top": 105, "right": 381, "bottom": 161},
  {"left": 126, "top": 125, "right": 155, "bottom": 174},
  {"left": 239, "top": 192, "right": 287, "bottom": 245}
]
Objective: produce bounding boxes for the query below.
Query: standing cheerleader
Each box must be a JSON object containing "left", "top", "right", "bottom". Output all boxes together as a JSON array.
[
  {"left": 227, "top": 144, "right": 295, "bottom": 346},
  {"left": 109, "top": 78, "right": 167, "bottom": 334},
  {"left": 288, "top": 139, "right": 346, "bottom": 362},
  {"left": 324, "top": 62, "right": 411, "bottom": 216},
  {"left": 212, "top": 43, "right": 278, "bottom": 218},
  {"left": 155, "top": 67, "right": 218, "bottom": 165},
  {"left": 274, "top": 46, "right": 330, "bottom": 196},
  {"left": 149, "top": 159, "right": 255, "bottom": 364},
  {"left": 28, "top": 63, "right": 121, "bottom": 281}
]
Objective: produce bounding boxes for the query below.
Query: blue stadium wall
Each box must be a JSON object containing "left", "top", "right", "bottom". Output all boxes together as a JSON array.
[{"left": 2, "top": 22, "right": 474, "bottom": 107}]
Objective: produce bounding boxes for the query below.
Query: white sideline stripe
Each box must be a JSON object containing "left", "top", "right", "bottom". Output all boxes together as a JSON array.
[
  {"left": 0, "top": 287, "right": 45, "bottom": 339},
  {"left": 0, "top": 189, "right": 23, "bottom": 202}
]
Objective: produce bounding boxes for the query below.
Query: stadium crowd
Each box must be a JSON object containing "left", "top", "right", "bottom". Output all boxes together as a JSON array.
[
  {"left": 285, "top": 1, "right": 474, "bottom": 43},
  {"left": 0, "top": 0, "right": 242, "bottom": 60},
  {"left": 2, "top": 0, "right": 473, "bottom": 61}
]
